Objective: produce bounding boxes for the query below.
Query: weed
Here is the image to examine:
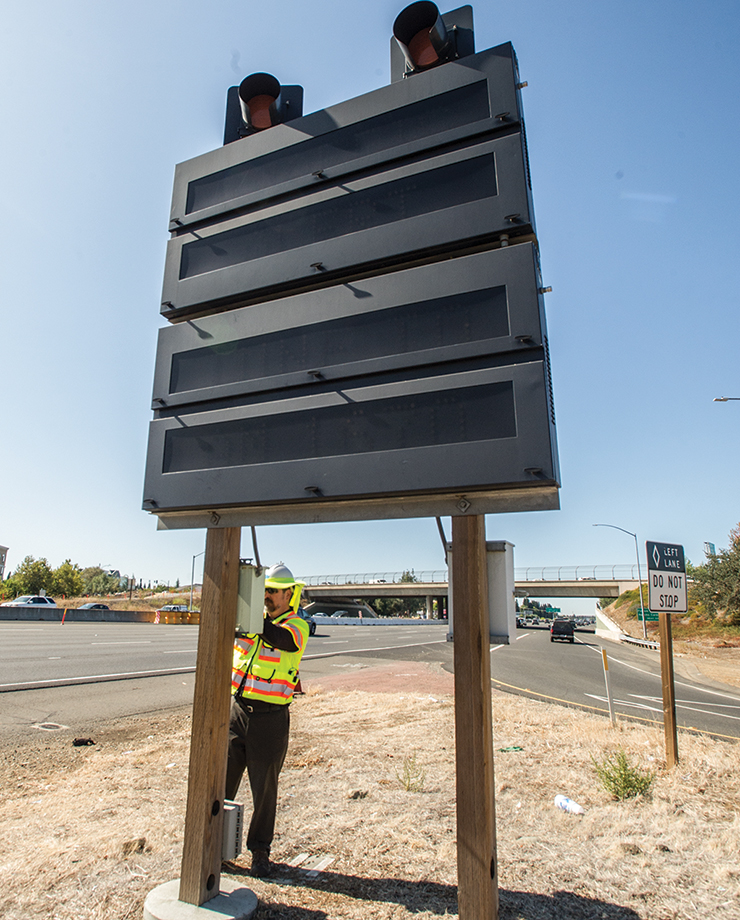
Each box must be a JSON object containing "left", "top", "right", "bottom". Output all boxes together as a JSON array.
[
  {"left": 396, "top": 752, "right": 426, "bottom": 792},
  {"left": 592, "top": 748, "right": 656, "bottom": 800}
]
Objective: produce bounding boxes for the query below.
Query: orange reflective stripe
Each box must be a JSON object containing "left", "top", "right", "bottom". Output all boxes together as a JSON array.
[
  {"left": 282, "top": 621, "right": 304, "bottom": 649},
  {"left": 240, "top": 675, "right": 296, "bottom": 702},
  {"left": 231, "top": 612, "right": 308, "bottom": 702},
  {"left": 273, "top": 612, "right": 308, "bottom": 651}
]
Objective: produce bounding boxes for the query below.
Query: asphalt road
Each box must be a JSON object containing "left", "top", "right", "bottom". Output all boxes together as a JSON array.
[
  {"left": 1, "top": 621, "right": 738, "bottom": 745},
  {"left": 492, "top": 627, "right": 740, "bottom": 741}
]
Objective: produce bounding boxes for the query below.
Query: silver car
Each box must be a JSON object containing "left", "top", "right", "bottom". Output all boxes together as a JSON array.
[{"left": 0, "top": 595, "right": 58, "bottom": 608}]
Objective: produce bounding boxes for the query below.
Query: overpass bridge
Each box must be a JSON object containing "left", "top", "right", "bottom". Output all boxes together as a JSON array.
[{"left": 300, "top": 566, "right": 641, "bottom": 601}]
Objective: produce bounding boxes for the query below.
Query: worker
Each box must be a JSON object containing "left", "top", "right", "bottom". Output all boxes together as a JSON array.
[{"left": 226, "top": 563, "right": 310, "bottom": 878}]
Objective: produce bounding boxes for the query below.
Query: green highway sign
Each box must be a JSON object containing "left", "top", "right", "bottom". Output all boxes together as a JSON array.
[{"left": 637, "top": 608, "right": 659, "bottom": 622}]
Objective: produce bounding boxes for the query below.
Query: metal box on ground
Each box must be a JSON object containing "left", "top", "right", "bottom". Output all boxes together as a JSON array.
[{"left": 221, "top": 800, "right": 244, "bottom": 861}]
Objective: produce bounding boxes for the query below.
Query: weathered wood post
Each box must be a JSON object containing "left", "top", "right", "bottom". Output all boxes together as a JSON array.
[
  {"left": 452, "top": 514, "right": 498, "bottom": 919},
  {"left": 659, "top": 611, "right": 679, "bottom": 768},
  {"left": 179, "top": 526, "right": 241, "bottom": 905}
]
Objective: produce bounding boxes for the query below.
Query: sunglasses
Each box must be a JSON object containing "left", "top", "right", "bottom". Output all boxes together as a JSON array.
[{"left": 265, "top": 587, "right": 282, "bottom": 594}]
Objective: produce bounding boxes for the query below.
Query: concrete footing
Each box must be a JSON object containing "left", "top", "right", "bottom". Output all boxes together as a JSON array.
[{"left": 143, "top": 879, "right": 257, "bottom": 920}]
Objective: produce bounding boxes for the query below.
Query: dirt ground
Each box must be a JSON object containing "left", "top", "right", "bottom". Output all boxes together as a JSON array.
[
  {"left": 0, "top": 660, "right": 738, "bottom": 920},
  {"left": 671, "top": 642, "right": 740, "bottom": 690}
]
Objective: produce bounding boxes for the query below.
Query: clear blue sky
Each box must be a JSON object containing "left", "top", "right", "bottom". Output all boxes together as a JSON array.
[{"left": 1, "top": 1, "right": 738, "bottom": 604}]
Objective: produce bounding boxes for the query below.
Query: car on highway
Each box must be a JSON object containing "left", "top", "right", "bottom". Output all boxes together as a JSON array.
[
  {"left": 550, "top": 618, "right": 575, "bottom": 643},
  {"left": 78, "top": 602, "right": 110, "bottom": 610},
  {"left": 298, "top": 609, "right": 317, "bottom": 636},
  {"left": 304, "top": 600, "right": 378, "bottom": 619},
  {"left": 329, "top": 608, "right": 378, "bottom": 619},
  {"left": 156, "top": 604, "right": 190, "bottom": 614},
  {"left": 0, "top": 595, "right": 58, "bottom": 608}
]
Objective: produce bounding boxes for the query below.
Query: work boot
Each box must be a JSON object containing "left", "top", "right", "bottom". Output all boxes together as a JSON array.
[{"left": 250, "top": 848, "right": 271, "bottom": 878}]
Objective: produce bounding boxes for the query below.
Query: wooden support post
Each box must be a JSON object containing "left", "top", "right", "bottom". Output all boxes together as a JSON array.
[
  {"left": 179, "top": 526, "right": 241, "bottom": 906},
  {"left": 659, "top": 611, "right": 679, "bottom": 769},
  {"left": 451, "top": 514, "right": 498, "bottom": 920}
]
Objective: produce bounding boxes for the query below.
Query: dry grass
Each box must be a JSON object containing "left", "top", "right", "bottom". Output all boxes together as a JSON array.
[{"left": 0, "top": 672, "right": 738, "bottom": 920}]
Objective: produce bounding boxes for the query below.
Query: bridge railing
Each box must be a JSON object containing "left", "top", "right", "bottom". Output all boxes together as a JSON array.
[
  {"left": 299, "top": 565, "right": 640, "bottom": 586},
  {"left": 299, "top": 570, "right": 447, "bottom": 586},
  {"left": 516, "top": 565, "right": 640, "bottom": 582}
]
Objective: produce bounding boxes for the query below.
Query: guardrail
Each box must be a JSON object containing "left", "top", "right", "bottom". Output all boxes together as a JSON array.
[
  {"left": 620, "top": 634, "right": 659, "bottom": 651},
  {"left": 299, "top": 565, "right": 640, "bottom": 586}
]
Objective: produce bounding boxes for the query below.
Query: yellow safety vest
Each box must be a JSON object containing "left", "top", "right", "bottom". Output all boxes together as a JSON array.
[{"left": 231, "top": 610, "right": 309, "bottom": 705}]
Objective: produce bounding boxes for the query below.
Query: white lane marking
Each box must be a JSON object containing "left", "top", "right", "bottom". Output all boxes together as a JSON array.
[
  {"left": 630, "top": 693, "right": 740, "bottom": 710},
  {"left": 48, "top": 656, "right": 61, "bottom": 660},
  {"left": 302, "top": 639, "right": 446, "bottom": 661},
  {"left": 516, "top": 633, "right": 531, "bottom": 641},
  {"left": 576, "top": 641, "right": 740, "bottom": 703},
  {"left": 163, "top": 649, "right": 198, "bottom": 654},
  {"left": 0, "top": 666, "right": 195, "bottom": 689},
  {"left": 628, "top": 694, "right": 740, "bottom": 721},
  {"left": 490, "top": 644, "right": 504, "bottom": 652},
  {"left": 587, "top": 693, "right": 740, "bottom": 723},
  {"left": 322, "top": 640, "right": 348, "bottom": 645},
  {"left": 91, "top": 641, "right": 153, "bottom": 646},
  {"left": 585, "top": 693, "right": 662, "bottom": 714}
]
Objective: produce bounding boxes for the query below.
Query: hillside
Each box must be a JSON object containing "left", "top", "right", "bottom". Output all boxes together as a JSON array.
[{"left": 600, "top": 592, "right": 740, "bottom": 689}]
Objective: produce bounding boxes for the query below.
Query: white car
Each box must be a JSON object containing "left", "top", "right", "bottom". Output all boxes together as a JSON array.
[{"left": 0, "top": 595, "right": 58, "bottom": 607}]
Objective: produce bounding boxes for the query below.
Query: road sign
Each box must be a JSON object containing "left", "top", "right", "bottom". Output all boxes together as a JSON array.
[
  {"left": 646, "top": 541, "right": 687, "bottom": 613},
  {"left": 637, "top": 608, "right": 659, "bottom": 622},
  {"left": 143, "top": 14, "right": 560, "bottom": 527}
]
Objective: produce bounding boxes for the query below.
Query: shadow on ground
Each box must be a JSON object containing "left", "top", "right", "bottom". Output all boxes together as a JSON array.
[{"left": 226, "top": 863, "right": 641, "bottom": 919}]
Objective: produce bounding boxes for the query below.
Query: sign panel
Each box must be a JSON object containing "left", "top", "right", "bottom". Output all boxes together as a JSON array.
[
  {"left": 168, "top": 43, "right": 524, "bottom": 232},
  {"left": 143, "top": 245, "right": 558, "bottom": 520},
  {"left": 647, "top": 541, "right": 687, "bottom": 613},
  {"left": 143, "top": 21, "right": 560, "bottom": 528},
  {"left": 160, "top": 133, "right": 534, "bottom": 320}
]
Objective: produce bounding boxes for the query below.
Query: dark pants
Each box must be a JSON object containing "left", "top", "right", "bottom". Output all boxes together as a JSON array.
[{"left": 225, "top": 697, "right": 290, "bottom": 854}]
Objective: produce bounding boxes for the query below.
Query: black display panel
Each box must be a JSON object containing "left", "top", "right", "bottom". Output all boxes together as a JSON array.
[
  {"left": 188, "top": 82, "right": 490, "bottom": 215},
  {"left": 152, "top": 245, "right": 547, "bottom": 410},
  {"left": 163, "top": 381, "right": 515, "bottom": 473},
  {"left": 180, "top": 155, "right": 496, "bottom": 280},
  {"left": 143, "top": 360, "right": 558, "bottom": 514},
  {"left": 169, "top": 284, "right": 508, "bottom": 395},
  {"left": 161, "top": 133, "right": 532, "bottom": 319},
  {"left": 144, "top": 30, "right": 559, "bottom": 526},
  {"left": 168, "top": 42, "right": 524, "bottom": 231}
]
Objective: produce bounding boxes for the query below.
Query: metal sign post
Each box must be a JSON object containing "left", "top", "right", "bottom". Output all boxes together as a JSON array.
[{"left": 647, "top": 541, "right": 686, "bottom": 769}]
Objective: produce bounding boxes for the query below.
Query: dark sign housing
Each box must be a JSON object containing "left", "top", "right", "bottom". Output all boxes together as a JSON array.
[{"left": 144, "top": 23, "right": 560, "bottom": 527}]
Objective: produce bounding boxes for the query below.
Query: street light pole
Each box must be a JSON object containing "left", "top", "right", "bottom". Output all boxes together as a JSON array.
[
  {"left": 190, "top": 550, "right": 206, "bottom": 611},
  {"left": 593, "top": 523, "right": 648, "bottom": 639}
]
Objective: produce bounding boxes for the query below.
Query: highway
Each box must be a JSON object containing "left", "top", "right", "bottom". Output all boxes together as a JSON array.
[
  {"left": 0, "top": 621, "right": 738, "bottom": 744},
  {"left": 492, "top": 627, "right": 740, "bottom": 741}
]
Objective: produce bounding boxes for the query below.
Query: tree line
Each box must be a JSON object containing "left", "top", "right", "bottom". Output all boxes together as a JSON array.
[
  {"left": 0, "top": 556, "right": 122, "bottom": 600},
  {"left": 688, "top": 522, "right": 740, "bottom": 626},
  {"left": 599, "top": 522, "right": 740, "bottom": 628}
]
